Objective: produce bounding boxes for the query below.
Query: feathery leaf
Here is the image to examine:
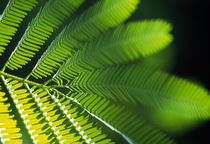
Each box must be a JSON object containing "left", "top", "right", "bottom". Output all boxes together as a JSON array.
[
  {"left": 68, "top": 63, "right": 210, "bottom": 132},
  {"left": 3, "top": 0, "right": 84, "bottom": 70},
  {"left": 52, "top": 20, "right": 172, "bottom": 84},
  {"left": 0, "top": 0, "right": 39, "bottom": 56},
  {"left": 29, "top": 0, "right": 140, "bottom": 79},
  {"left": 65, "top": 91, "right": 175, "bottom": 144}
]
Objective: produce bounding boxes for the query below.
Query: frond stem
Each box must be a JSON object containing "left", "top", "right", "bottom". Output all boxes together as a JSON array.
[
  {"left": 0, "top": 71, "right": 49, "bottom": 89},
  {"left": 0, "top": 71, "right": 69, "bottom": 89}
]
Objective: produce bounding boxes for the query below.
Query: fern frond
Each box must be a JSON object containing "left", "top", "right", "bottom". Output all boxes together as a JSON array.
[
  {"left": 52, "top": 20, "right": 172, "bottom": 84},
  {"left": 28, "top": 86, "right": 115, "bottom": 144},
  {"left": 0, "top": 0, "right": 39, "bottom": 56},
  {"left": 1, "top": 76, "right": 116, "bottom": 143},
  {"left": 67, "top": 63, "right": 210, "bottom": 131},
  {"left": 3, "top": 0, "right": 84, "bottom": 70},
  {"left": 0, "top": 0, "right": 209, "bottom": 143},
  {"left": 29, "top": 0, "right": 140, "bottom": 79},
  {"left": 2, "top": 77, "right": 59, "bottom": 143},
  {"left": 59, "top": 91, "right": 175, "bottom": 144},
  {"left": 0, "top": 91, "right": 22, "bottom": 144}
]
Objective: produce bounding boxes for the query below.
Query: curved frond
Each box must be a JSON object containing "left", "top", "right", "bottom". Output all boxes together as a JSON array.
[
  {"left": 0, "top": 0, "right": 209, "bottom": 143},
  {"left": 29, "top": 0, "right": 140, "bottom": 79},
  {"left": 1, "top": 76, "right": 116, "bottom": 144},
  {"left": 52, "top": 20, "right": 172, "bottom": 84},
  {"left": 3, "top": 0, "right": 84, "bottom": 70},
  {"left": 28, "top": 86, "right": 115, "bottom": 144},
  {"left": 68, "top": 63, "right": 210, "bottom": 131},
  {"left": 0, "top": 0, "right": 39, "bottom": 56},
  {"left": 2, "top": 77, "right": 58, "bottom": 143},
  {"left": 64, "top": 91, "right": 175, "bottom": 144}
]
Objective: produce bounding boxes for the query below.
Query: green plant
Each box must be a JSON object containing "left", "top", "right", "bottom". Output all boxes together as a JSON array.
[{"left": 0, "top": 0, "right": 209, "bottom": 144}]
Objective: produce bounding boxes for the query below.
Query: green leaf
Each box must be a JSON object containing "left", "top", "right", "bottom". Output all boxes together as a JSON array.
[
  {"left": 68, "top": 63, "right": 210, "bottom": 132},
  {"left": 3, "top": 0, "right": 84, "bottom": 70},
  {"left": 0, "top": 0, "right": 40, "bottom": 56},
  {"left": 29, "top": 0, "right": 140, "bottom": 79},
  {"left": 52, "top": 20, "right": 173, "bottom": 84},
  {"left": 0, "top": 0, "right": 209, "bottom": 143},
  {"left": 66, "top": 92, "right": 175, "bottom": 144},
  {"left": 1, "top": 77, "right": 115, "bottom": 144}
]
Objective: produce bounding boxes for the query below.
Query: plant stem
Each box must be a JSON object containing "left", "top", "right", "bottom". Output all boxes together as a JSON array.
[{"left": 0, "top": 71, "right": 48, "bottom": 89}]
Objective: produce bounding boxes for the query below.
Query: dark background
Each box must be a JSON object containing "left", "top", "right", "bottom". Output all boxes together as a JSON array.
[{"left": 0, "top": 0, "right": 209, "bottom": 143}]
